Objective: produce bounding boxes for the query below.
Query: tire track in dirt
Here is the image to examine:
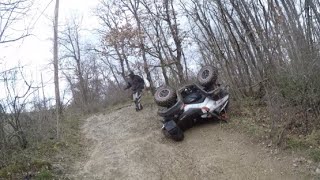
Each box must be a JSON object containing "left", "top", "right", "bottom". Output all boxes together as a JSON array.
[{"left": 72, "top": 104, "right": 312, "bottom": 180}]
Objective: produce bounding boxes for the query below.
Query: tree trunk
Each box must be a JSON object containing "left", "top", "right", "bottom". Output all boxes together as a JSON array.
[
  {"left": 133, "top": 9, "right": 155, "bottom": 93},
  {"left": 305, "top": 0, "right": 313, "bottom": 48},
  {"left": 218, "top": 0, "right": 259, "bottom": 81},
  {"left": 77, "top": 62, "right": 88, "bottom": 107},
  {"left": 158, "top": 55, "right": 170, "bottom": 85},
  {"left": 18, "top": 130, "right": 27, "bottom": 149},
  {"left": 120, "top": 44, "right": 131, "bottom": 71},
  {"left": 106, "top": 59, "right": 121, "bottom": 89},
  {"left": 230, "top": 0, "right": 264, "bottom": 78},
  {"left": 114, "top": 44, "right": 126, "bottom": 81},
  {"left": 53, "top": 0, "right": 61, "bottom": 139},
  {"left": 0, "top": 115, "right": 6, "bottom": 150},
  {"left": 309, "top": 0, "right": 320, "bottom": 26},
  {"left": 164, "top": 0, "right": 185, "bottom": 84}
]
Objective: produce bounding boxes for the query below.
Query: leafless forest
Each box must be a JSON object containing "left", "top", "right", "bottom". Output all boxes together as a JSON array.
[{"left": 1, "top": 0, "right": 320, "bottom": 177}]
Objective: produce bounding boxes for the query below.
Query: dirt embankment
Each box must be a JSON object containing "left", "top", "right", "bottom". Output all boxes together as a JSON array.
[{"left": 71, "top": 104, "right": 315, "bottom": 179}]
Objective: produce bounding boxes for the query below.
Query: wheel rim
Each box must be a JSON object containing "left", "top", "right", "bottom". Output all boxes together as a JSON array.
[
  {"left": 159, "top": 89, "right": 169, "bottom": 98},
  {"left": 202, "top": 69, "right": 210, "bottom": 79}
]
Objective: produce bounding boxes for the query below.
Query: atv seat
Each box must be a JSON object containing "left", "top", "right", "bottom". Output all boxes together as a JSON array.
[{"left": 183, "top": 93, "right": 203, "bottom": 104}]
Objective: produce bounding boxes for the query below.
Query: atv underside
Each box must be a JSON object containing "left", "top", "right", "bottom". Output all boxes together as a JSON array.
[{"left": 154, "top": 66, "right": 230, "bottom": 141}]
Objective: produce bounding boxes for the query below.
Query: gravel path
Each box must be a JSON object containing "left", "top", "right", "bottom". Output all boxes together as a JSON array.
[{"left": 72, "top": 104, "right": 313, "bottom": 180}]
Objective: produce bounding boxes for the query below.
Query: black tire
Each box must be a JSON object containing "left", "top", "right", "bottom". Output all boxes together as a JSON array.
[
  {"left": 197, "top": 65, "right": 218, "bottom": 87},
  {"left": 162, "top": 128, "right": 184, "bottom": 141},
  {"left": 154, "top": 86, "right": 177, "bottom": 107},
  {"left": 162, "top": 128, "right": 171, "bottom": 138},
  {"left": 177, "top": 119, "right": 194, "bottom": 131},
  {"left": 168, "top": 127, "right": 184, "bottom": 141}
]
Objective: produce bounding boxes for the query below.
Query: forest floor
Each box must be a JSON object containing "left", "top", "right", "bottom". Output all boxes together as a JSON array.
[{"left": 69, "top": 100, "right": 319, "bottom": 180}]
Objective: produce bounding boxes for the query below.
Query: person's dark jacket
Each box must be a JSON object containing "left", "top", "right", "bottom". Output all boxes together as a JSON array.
[{"left": 124, "top": 74, "right": 145, "bottom": 92}]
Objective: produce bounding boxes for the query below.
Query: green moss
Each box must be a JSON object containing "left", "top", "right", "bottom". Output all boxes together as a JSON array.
[
  {"left": 309, "top": 149, "right": 320, "bottom": 162},
  {"left": 34, "top": 141, "right": 59, "bottom": 156},
  {"left": 30, "top": 160, "right": 51, "bottom": 170},
  {"left": 0, "top": 159, "right": 52, "bottom": 179},
  {"left": 306, "top": 130, "right": 320, "bottom": 145},
  {"left": 286, "top": 138, "right": 311, "bottom": 150},
  {"left": 0, "top": 164, "right": 25, "bottom": 178},
  {"left": 35, "top": 169, "right": 54, "bottom": 180}
]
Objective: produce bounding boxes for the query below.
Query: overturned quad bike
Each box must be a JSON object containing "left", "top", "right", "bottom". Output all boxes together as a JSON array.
[{"left": 154, "top": 66, "right": 230, "bottom": 141}]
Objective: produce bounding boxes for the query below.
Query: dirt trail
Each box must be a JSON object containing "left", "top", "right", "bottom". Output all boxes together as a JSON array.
[{"left": 72, "top": 104, "right": 313, "bottom": 180}]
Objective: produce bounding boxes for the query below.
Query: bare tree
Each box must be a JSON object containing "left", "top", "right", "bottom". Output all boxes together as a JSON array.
[
  {"left": 120, "top": 0, "right": 156, "bottom": 92},
  {"left": 162, "top": 0, "right": 186, "bottom": 83},
  {"left": 0, "top": 67, "right": 36, "bottom": 149},
  {"left": 59, "top": 19, "right": 89, "bottom": 109},
  {"left": 96, "top": 2, "right": 135, "bottom": 81},
  {"left": 0, "top": 0, "right": 32, "bottom": 44},
  {"left": 178, "top": 0, "right": 320, "bottom": 137},
  {"left": 141, "top": 0, "right": 183, "bottom": 85}
]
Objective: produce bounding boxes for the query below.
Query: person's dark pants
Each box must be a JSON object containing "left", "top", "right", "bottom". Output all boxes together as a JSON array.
[{"left": 133, "top": 90, "right": 143, "bottom": 111}]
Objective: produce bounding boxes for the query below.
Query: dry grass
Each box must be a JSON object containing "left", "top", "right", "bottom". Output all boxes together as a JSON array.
[
  {"left": 229, "top": 98, "right": 320, "bottom": 164},
  {"left": 0, "top": 110, "right": 86, "bottom": 179}
]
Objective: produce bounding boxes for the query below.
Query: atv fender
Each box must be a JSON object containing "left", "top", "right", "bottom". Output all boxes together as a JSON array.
[{"left": 158, "top": 101, "right": 184, "bottom": 118}]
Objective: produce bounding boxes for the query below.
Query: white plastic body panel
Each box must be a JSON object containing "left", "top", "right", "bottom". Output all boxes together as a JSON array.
[{"left": 183, "top": 95, "right": 229, "bottom": 115}]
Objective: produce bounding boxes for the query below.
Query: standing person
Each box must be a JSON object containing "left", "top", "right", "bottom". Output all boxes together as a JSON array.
[{"left": 124, "top": 71, "right": 145, "bottom": 111}]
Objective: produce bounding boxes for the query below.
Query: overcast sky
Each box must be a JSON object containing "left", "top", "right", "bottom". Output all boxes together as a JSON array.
[
  {"left": 2, "top": 0, "right": 99, "bottom": 67},
  {"left": 0, "top": 0, "right": 201, "bottom": 105},
  {"left": 0, "top": 0, "right": 100, "bottom": 104}
]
